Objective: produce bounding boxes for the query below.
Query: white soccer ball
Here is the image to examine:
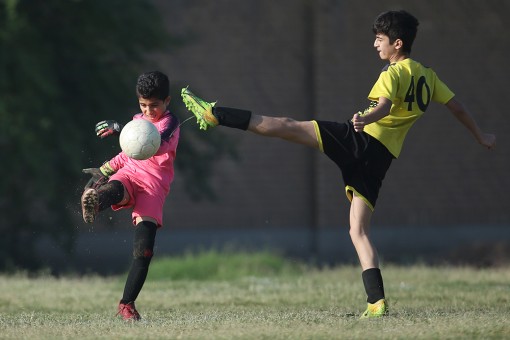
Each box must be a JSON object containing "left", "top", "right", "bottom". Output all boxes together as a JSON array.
[{"left": 119, "top": 119, "right": 161, "bottom": 160}]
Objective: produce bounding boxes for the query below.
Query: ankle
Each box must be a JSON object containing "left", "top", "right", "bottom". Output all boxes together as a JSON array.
[{"left": 214, "top": 107, "right": 252, "bottom": 130}]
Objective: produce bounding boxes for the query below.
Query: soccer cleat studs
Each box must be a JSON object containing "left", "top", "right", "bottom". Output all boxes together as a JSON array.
[{"left": 81, "top": 188, "right": 99, "bottom": 223}]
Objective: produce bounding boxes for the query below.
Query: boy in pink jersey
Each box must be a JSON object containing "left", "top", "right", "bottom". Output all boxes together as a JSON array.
[{"left": 81, "top": 71, "right": 180, "bottom": 321}]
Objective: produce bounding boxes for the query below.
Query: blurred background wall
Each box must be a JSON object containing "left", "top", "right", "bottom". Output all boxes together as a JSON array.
[
  {"left": 151, "top": 0, "right": 507, "bottom": 230},
  {"left": 8, "top": 0, "right": 506, "bottom": 272}
]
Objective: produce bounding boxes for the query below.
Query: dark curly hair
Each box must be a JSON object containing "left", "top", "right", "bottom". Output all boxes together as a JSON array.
[
  {"left": 136, "top": 71, "right": 170, "bottom": 100},
  {"left": 372, "top": 10, "right": 419, "bottom": 54}
]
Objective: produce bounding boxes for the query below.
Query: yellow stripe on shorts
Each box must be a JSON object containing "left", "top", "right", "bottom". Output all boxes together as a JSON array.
[{"left": 311, "top": 120, "right": 324, "bottom": 153}]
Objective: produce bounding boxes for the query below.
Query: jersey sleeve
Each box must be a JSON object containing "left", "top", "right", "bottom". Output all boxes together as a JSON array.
[
  {"left": 431, "top": 76, "right": 455, "bottom": 104},
  {"left": 107, "top": 152, "right": 129, "bottom": 171}
]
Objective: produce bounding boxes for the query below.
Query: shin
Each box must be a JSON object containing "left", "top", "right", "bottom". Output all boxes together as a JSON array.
[
  {"left": 120, "top": 220, "right": 157, "bottom": 304},
  {"left": 349, "top": 195, "right": 385, "bottom": 303}
]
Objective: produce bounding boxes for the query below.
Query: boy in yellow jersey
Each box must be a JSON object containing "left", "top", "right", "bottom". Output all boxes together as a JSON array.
[{"left": 181, "top": 10, "right": 496, "bottom": 318}]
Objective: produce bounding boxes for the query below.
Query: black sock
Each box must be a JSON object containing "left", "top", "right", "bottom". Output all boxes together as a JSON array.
[
  {"left": 121, "top": 258, "right": 151, "bottom": 304},
  {"left": 97, "top": 180, "right": 124, "bottom": 211},
  {"left": 213, "top": 107, "right": 252, "bottom": 130},
  {"left": 362, "top": 268, "right": 385, "bottom": 304},
  {"left": 121, "top": 221, "right": 157, "bottom": 304}
]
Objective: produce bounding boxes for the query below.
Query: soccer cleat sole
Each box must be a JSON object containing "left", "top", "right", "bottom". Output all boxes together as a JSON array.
[{"left": 81, "top": 188, "right": 98, "bottom": 223}]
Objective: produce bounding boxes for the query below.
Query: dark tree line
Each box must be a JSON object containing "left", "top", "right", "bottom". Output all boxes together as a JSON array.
[{"left": 0, "top": 0, "right": 235, "bottom": 272}]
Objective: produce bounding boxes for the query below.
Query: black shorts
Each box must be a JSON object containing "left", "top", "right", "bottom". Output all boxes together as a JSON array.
[{"left": 314, "top": 120, "right": 394, "bottom": 210}]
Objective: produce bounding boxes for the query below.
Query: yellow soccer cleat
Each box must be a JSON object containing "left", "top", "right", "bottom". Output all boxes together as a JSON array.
[
  {"left": 360, "top": 299, "right": 388, "bottom": 319},
  {"left": 181, "top": 86, "right": 219, "bottom": 130}
]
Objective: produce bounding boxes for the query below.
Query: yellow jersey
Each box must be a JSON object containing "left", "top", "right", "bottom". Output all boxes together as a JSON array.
[{"left": 363, "top": 58, "right": 455, "bottom": 158}]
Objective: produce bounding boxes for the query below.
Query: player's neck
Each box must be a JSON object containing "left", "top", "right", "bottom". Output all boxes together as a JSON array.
[{"left": 389, "top": 53, "right": 408, "bottom": 64}]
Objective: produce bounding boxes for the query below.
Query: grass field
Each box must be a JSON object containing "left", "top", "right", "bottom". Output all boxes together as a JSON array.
[{"left": 0, "top": 251, "right": 509, "bottom": 339}]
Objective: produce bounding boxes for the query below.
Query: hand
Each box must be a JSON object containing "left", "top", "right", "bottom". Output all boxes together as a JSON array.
[
  {"left": 95, "top": 120, "right": 122, "bottom": 139},
  {"left": 352, "top": 112, "right": 365, "bottom": 132},
  {"left": 83, "top": 168, "right": 108, "bottom": 189},
  {"left": 479, "top": 133, "right": 496, "bottom": 150}
]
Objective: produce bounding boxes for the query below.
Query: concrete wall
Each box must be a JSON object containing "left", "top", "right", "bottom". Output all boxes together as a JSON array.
[{"left": 141, "top": 0, "right": 507, "bottom": 232}]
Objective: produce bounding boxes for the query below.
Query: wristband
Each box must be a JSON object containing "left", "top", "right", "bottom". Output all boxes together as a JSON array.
[{"left": 99, "top": 162, "right": 115, "bottom": 177}]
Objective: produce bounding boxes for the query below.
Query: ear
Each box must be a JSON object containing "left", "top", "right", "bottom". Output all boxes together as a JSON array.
[
  {"left": 394, "top": 38, "right": 404, "bottom": 50},
  {"left": 164, "top": 96, "right": 171, "bottom": 106}
]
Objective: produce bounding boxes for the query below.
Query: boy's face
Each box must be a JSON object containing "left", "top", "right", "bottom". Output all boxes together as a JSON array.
[
  {"left": 138, "top": 96, "right": 170, "bottom": 122},
  {"left": 373, "top": 33, "right": 402, "bottom": 62}
]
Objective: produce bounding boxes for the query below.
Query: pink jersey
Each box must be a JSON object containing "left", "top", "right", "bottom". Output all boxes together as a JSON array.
[{"left": 108, "top": 111, "right": 179, "bottom": 226}]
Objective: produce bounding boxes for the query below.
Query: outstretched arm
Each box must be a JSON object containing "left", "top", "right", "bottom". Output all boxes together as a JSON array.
[{"left": 445, "top": 98, "right": 496, "bottom": 150}]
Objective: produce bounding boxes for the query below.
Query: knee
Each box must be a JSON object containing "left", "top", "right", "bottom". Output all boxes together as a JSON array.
[
  {"left": 97, "top": 180, "right": 125, "bottom": 210},
  {"left": 348, "top": 227, "right": 358, "bottom": 241},
  {"left": 133, "top": 243, "right": 154, "bottom": 260},
  {"left": 349, "top": 224, "right": 369, "bottom": 242},
  {"left": 279, "top": 117, "right": 301, "bottom": 132},
  {"left": 276, "top": 118, "right": 310, "bottom": 141},
  {"left": 132, "top": 221, "right": 157, "bottom": 260}
]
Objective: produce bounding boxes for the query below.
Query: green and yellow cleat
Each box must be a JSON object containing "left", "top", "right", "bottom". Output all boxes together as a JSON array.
[
  {"left": 360, "top": 299, "right": 388, "bottom": 319},
  {"left": 181, "top": 86, "right": 218, "bottom": 130}
]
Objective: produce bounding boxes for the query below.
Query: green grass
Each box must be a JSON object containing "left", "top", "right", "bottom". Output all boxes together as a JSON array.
[
  {"left": 0, "top": 251, "right": 509, "bottom": 339},
  {"left": 147, "top": 249, "right": 307, "bottom": 281}
]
